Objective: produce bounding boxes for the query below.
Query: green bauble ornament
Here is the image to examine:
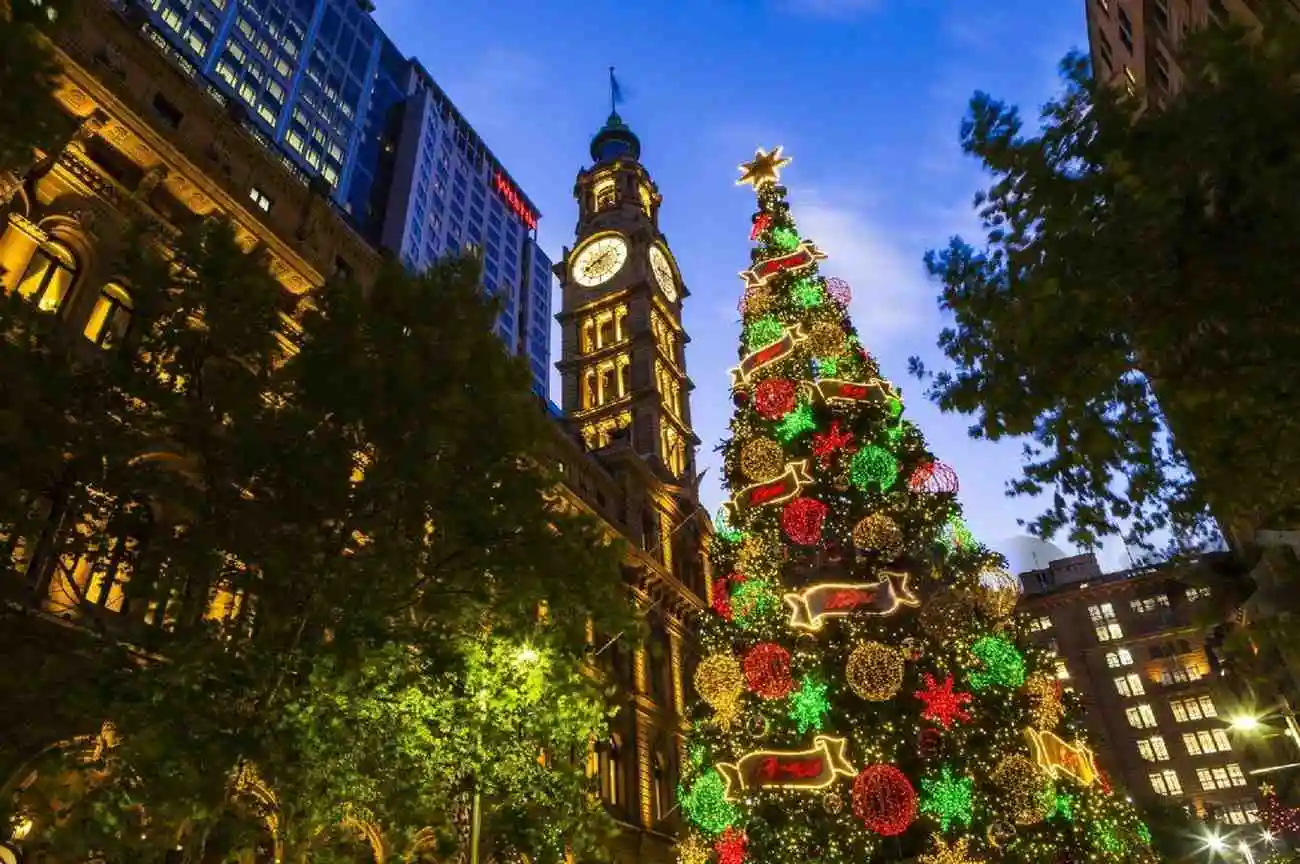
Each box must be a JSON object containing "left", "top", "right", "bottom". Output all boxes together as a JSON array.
[{"left": 850, "top": 445, "right": 899, "bottom": 492}]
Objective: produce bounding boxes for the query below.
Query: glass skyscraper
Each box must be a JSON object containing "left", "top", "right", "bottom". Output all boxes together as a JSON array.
[{"left": 123, "top": 0, "right": 553, "bottom": 397}]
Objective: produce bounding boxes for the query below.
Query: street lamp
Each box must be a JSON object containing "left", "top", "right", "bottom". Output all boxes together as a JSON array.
[
  {"left": 1204, "top": 831, "right": 1228, "bottom": 854},
  {"left": 1231, "top": 715, "right": 1262, "bottom": 732}
]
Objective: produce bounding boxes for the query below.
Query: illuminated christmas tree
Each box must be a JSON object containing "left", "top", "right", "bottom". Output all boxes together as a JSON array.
[{"left": 676, "top": 148, "right": 1158, "bottom": 864}]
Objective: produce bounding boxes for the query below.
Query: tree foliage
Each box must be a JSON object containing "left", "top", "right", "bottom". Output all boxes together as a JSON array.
[
  {"left": 0, "top": 218, "right": 630, "bottom": 863},
  {"left": 914, "top": 4, "right": 1300, "bottom": 549},
  {"left": 0, "top": 0, "right": 78, "bottom": 180}
]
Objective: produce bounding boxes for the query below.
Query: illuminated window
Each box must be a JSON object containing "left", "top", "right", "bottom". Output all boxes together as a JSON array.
[
  {"left": 1114, "top": 674, "right": 1145, "bottom": 697},
  {"left": 599, "top": 735, "right": 624, "bottom": 805},
  {"left": 83, "top": 282, "right": 134, "bottom": 349},
  {"left": 1130, "top": 595, "right": 1169, "bottom": 613},
  {"left": 1187, "top": 585, "right": 1211, "bottom": 602},
  {"left": 1029, "top": 615, "right": 1053, "bottom": 632},
  {"left": 1149, "top": 769, "right": 1182, "bottom": 796},
  {"left": 1184, "top": 729, "right": 1232, "bottom": 756},
  {"left": 1127, "top": 704, "right": 1157, "bottom": 729},
  {"left": 1054, "top": 659, "right": 1069, "bottom": 680},
  {"left": 1218, "top": 801, "right": 1259, "bottom": 825},
  {"left": 1171, "top": 696, "right": 1217, "bottom": 722},
  {"left": 17, "top": 241, "right": 78, "bottom": 313},
  {"left": 1198, "top": 764, "right": 1247, "bottom": 791},
  {"left": 639, "top": 184, "right": 653, "bottom": 216},
  {"left": 653, "top": 749, "right": 670, "bottom": 820},
  {"left": 1088, "top": 603, "right": 1123, "bottom": 641},
  {"left": 1136, "top": 736, "right": 1169, "bottom": 762},
  {"left": 249, "top": 186, "right": 272, "bottom": 212},
  {"left": 1106, "top": 648, "right": 1134, "bottom": 667}
]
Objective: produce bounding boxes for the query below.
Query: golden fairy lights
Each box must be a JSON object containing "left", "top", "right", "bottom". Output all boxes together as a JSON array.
[
  {"left": 846, "top": 641, "right": 905, "bottom": 701},
  {"left": 806, "top": 320, "right": 847, "bottom": 358},
  {"left": 740, "top": 438, "right": 786, "bottom": 482},
  {"left": 992, "top": 754, "right": 1054, "bottom": 826},
  {"left": 1023, "top": 672, "right": 1065, "bottom": 731},
  {"left": 851, "top": 513, "right": 903, "bottom": 559}
]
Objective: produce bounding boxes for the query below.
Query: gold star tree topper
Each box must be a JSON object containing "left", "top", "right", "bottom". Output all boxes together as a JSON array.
[{"left": 737, "top": 146, "right": 792, "bottom": 188}]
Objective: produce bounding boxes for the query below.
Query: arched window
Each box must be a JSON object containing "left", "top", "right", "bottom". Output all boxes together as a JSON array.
[
  {"left": 17, "top": 241, "right": 78, "bottom": 313},
  {"left": 593, "top": 177, "right": 616, "bottom": 211},
  {"left": 83, "top": 282, "right": 134, "bottom": 348}
]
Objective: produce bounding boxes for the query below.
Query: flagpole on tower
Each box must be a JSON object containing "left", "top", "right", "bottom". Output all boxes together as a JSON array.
[{"left": 609, "top": 66, "right": 617, "bottom": 115}]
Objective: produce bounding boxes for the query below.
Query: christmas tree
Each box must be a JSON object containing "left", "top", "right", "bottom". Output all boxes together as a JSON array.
[{"left": 676, "top": 148, "right": 1158, "bottom": 864}]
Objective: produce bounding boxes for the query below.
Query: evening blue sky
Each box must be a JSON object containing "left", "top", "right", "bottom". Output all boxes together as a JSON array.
[{"left": 373, "top": 0, "right": 1120, "bottom": 573}]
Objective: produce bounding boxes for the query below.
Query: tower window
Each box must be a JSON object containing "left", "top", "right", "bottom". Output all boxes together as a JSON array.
[
  {"left": 639, "top": 184, "right": 653, "bottom": 216},
  {"left": 594, "top": 177, "right": 616, "bottom": 211}
]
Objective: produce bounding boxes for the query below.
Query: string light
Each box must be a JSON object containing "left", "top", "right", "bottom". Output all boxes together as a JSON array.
[
  {"left": 806, "top": 320, "right": 847, "bottom": 358},
  {"left": 715, "top": 827, "right": 748, "bottom": 864},
  {"left": 825, "top": 276, "right": 852, "bottom": 307},
  {"left": 918, "top": 835, "right": 983, "bottom": 864},
  {"left": 739, "top": 437, "right": 786, "bottom": 481},
  {"left": 694, "top": 653, "right": 745, "bottom": 709},
  {"left": 852, "top": 764, "right": 917, "bottom": 837},
  {"left": 677, "top": 834, "right": 712, "bottom": 864},
  {"left": 908, "top": 459, "right": 960, "bottom": 494},
  {"left": 743, "top": 643, "right": 795, "bottom": 700},
  {"left": 781, "top": 496, "right": 828, "bottom": 545},
  {"left": 744, "top": 316, "right": 786, "bottom": 351},
  {"left": 774, "top": 401, "right": 817, "bottom": 442},
  {"left": 754, "top": 378, "right": 798, "bottom": 419},
  {"left": 992, "top": 754, "right": 1053, "bottom": 825},
  {"left": 787, "top": 675, "right": 831, "bottom": 733},
  {"left": 680, "top": 771, "right": 740, "bottom": 835},
  {"left": 1023, "top": 672, "right": 1066, "bottom": 730},
  {"left": 791, "top": 278, "right": 824, "bottom": 308},
  {"left": 914, "top": 674, "right": 973, "bottom": 729}
]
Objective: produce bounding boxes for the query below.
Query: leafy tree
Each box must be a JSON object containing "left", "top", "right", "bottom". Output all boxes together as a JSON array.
[
  {"left": 0, "top": 218, "right": 630, "bottom": 863},
  {"left": 0, "top": 0, "right": 79, "bottom": 189},
  {"left": 914, "top": 3, "right": 1300, "bottom": 550}
]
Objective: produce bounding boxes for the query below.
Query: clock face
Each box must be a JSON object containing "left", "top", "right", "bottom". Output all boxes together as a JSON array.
[
  {"left": 649, "top": 246, "right": 678, "bottom": 303},
  {"left": 570, "top": 234, "right": 629, "bottom": 288}
]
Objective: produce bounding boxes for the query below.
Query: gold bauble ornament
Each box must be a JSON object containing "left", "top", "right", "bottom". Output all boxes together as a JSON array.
[
  {"left": 852, "top": 513, "right": 904, "bottom": 559},
  {"left": 694, "top": 653, "right": 744, "bottom": 709},
  {"left": 992, "top": 754, "right": 1054, "bottom": 825},
  {"left": 1023, "top": 672, "right": 1065, "bottom": 730},
  {"left": 846, "top": 641, "right": 905, "bottom": 701},
  {"left": 920, "top": 589, "right": 978, "bottom": 640},
  {"left": 806, "top": 321, "right": 846, "bottom": 358},
  {"left": 975, "top": 564, "right": 1022, "bottom": 620},
  {"left": 740, "top": 438, "right": 785, "bottom": 482}
]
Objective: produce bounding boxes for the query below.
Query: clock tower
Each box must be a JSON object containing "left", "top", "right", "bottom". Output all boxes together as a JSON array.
[{"left": 555, "top": 109, "right": 699, "bottom": 488}]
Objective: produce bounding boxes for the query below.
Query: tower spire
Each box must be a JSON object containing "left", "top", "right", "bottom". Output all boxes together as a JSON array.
[{"left": 609, "top": 66, "right": 617, "bottom": 117}]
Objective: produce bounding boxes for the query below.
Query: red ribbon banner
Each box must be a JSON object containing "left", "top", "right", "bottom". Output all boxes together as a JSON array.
[
  {"left": 730, "top": 326, "right": 807, "bottom": 388},
  {"left": 739, "top": 242, "right": 827, "bottom": 289},
  {"left": 784, "top": 573, "right": 920, "bottom": 631},
  {"left": 813, "top": 377, "right": 899, "bottom": 407},
  {"left": 716, "top": 736, "right": 856, "bottom": 800},
  {"left": 725, "top": 461, "right": 812, "bottom": 517}
]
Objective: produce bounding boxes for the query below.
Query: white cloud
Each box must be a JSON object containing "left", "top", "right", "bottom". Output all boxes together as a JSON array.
[{"left": 791, "top": 191, "right": 937, "bottom": 350}]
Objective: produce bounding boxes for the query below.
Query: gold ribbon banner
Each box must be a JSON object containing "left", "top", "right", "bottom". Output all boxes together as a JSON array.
[
  {"left": 716, "top": 736, "right": 856, "bottom": 801},
  {"left": 729, "top": 325, "right": 807, "bottom": 388},
  {"left": 1024, "top": 727, "right": 1099, "bottom": 787},
  {"left": 784, "top": 572, "right": 920, "bottom": 631},
  {"left": 725, "top": 461, "right": 812, "bottom": 518},
  {"left": 739, "top": 241, "right": 827, "bottom": 289},
  {"left": 813, "top": 377, "right": 899, "bottom": 406}
]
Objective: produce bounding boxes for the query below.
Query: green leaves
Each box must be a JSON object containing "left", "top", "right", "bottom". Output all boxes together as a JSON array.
[
  {"left": 0, "top": 218, "right": 628, "bottom": 863},
  {"left": 918, "top": 17, "right": 1300, "bottom": 549}
]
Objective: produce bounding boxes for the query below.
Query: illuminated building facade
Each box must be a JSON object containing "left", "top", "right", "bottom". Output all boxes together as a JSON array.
[
  {"left": 0, "top": 3, "right": 706, "bottom": 859},
  {"left": 552, "top": 109, "right": 709, "bottom": 862},
  {"left": 1019, "top": 554, "right": 1264, "bottom": 828},
  {"left": 116, "top": 0, "right": 553, "bottom": 396}
]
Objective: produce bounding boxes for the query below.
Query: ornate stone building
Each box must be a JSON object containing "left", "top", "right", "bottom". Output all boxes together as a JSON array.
[{"left": 0, "top": 4, "right": 708, "bottom": 862}]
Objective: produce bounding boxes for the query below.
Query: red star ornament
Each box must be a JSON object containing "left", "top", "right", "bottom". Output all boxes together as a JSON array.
[
  {"left": 914, "top": 673, "right": 973, "bottom": 729},
  {"left": 811, "top": 419, "right": 857, "bottom": 467},
  {"left": 750, "top": 211, "right": 773, "bottom": 241}
]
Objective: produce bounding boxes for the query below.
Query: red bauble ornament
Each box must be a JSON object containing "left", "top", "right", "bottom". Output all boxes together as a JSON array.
[
  {"left": 914, "top": 673, "right": 973, "bottom": 729},
  {"left": 908, "top": 460, "right": 960, "bottom": 495},
  {"left": 781, "top": 497, "right": 828, "bottom": 546},
  {"left": 711, "top": 578, "right": 733, "bottom": 620},
  {"left": 743, "top": 643, "right": 794, "bottom": 699},
  {"left": 826, "top": 277, "right": 852, "bottom": 308},
  {"left": 852, "top": 764, "right": 917, "bottom": 836},
  {"left": 754, "top": 379, "right": 798, "bottom": 419},
  {"left": 715, "top": 827, "right": 748, "bottom": 864},
  {"left": 732, "top": 389, "right": 751, "bottom": 408}
]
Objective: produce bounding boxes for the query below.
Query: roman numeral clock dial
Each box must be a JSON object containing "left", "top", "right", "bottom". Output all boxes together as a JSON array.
[{"left": 570, "top": 234, "right": 629, "bottom": 287}]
